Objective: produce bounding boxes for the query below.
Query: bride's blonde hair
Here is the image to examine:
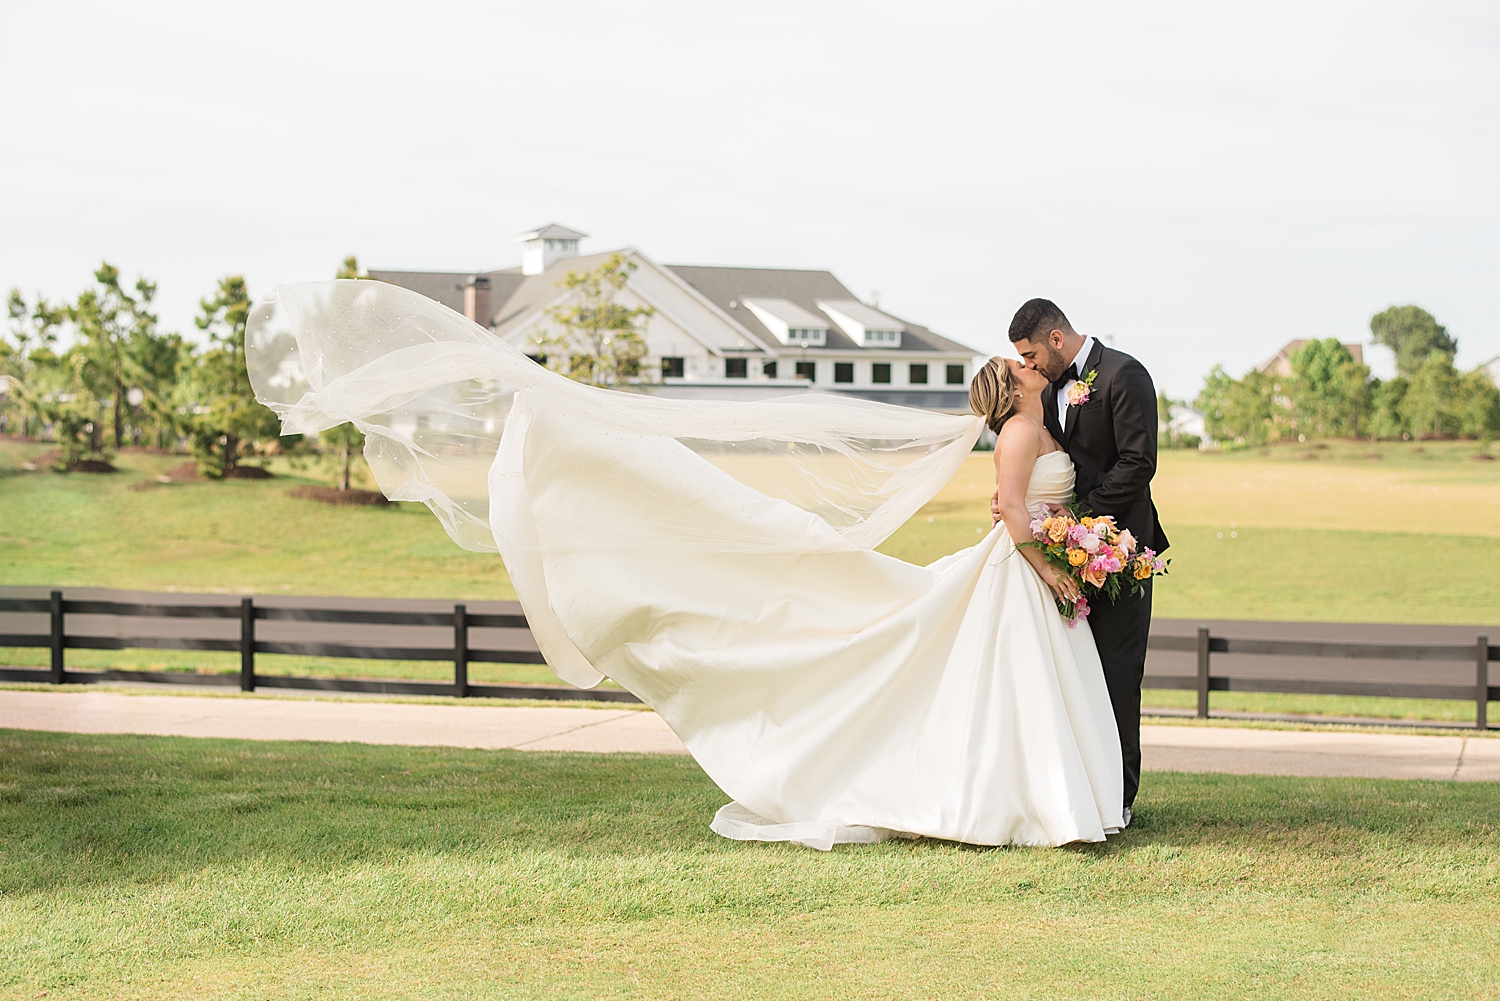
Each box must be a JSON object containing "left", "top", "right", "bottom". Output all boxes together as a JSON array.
[{"left": 969, "top": 357, "right": 1020, "bottom": 434}]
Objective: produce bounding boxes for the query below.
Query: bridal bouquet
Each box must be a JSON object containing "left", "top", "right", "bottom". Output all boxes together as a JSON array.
[{"left": 1026, "top": 504, "right": 1169, "bottom": 624}]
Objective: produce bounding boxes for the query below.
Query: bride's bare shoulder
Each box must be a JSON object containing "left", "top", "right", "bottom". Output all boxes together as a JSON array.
[
  {"left": 996, "top": 417, "right": 1044, "bottom": 454},
  {"left": 993, "top": 418, "right": 1046, "bottom": 470}
]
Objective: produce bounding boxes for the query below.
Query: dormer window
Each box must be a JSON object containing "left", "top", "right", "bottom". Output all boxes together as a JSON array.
[
  {"left": 741, "top": 298, "right": 830, "bottom": 347},
  {"left": 816, "top": 299, "right": 905, "bottom": 349}
]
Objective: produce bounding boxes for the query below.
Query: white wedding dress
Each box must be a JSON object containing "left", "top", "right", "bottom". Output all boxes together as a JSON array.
[{"left": 247, "top": 280, "right": 1124, "bottom": 849}]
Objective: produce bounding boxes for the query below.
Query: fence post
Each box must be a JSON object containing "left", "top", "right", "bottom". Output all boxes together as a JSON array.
[
  {"left": 454, "top": 603, "right": 469, "bottom": 698},
  {"left": 1479, "top": 634, "right": 1490, "bottom": 732},
  {"left": 1196, "top": 627, "right": 1211, "bottom": 719},
  {"left": 240, "top": 598, "right": 255, "bottom": 692},
  {"left": 49, "top": 590, "right": 64, "bottom": 685}
]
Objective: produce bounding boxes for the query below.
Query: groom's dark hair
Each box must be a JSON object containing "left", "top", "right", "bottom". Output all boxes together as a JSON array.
[{"left": 1008, "top": 299, "right": 1072, "bottom": 343}]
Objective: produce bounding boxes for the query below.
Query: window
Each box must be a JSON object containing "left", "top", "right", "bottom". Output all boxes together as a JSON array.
[
  {"left": 909, "top": 363, "right": 928, "bottom": 385},
  {"left": 763, "top": 361, "right": 778, "bottom": 379},
  {"left": 661, "top": 356, "right": 685, "bottom": 379},
  {"left": 872, "top": 363, "right": 891, "bottom": 384},
  {"left": 834, "top": 362, "right": 854, "bottom": 383},
  {"left": 725, "top": 358, "right": 748, "bottom": 379},
  {"left": 795, "top": 361, "right": 816, "bottom": 381},
  {"left": 946, "top": 364, "right": 965, "bottom": 385}
]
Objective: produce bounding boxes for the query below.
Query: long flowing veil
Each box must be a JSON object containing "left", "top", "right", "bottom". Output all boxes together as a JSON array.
[{"left": 246, "top": 280, "right": 983, "bottom": 687}]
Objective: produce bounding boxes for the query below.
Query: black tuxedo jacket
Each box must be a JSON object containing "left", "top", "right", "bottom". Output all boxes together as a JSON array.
[{"left": 1043, "top": 340, "right": 1169, "bottom": 554}]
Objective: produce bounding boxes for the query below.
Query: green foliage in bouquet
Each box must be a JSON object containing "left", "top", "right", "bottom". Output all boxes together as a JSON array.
[{"left": 1020, "top": 496, "right": 1169, "bottom": 623}]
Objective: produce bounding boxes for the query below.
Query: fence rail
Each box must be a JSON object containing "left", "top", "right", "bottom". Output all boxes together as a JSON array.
[
  {"left": 0, "top": 592, "right": 637, "bottom": 704},
  {"left": 0, "top": 593, "right": 1494, "bottom": 725},
  {"left": 1145, "top": 627, "right": 1495, "bottom": 728}
]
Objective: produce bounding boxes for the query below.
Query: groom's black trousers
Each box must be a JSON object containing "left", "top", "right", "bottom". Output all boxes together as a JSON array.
[{"left": 1087, "top": 578, "right": 1152, "bottom": 809}]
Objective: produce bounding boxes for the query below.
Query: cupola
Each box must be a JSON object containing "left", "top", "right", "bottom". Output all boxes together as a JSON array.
[{"left": 518, "top": 223, "right": 587, "bottom": 275}]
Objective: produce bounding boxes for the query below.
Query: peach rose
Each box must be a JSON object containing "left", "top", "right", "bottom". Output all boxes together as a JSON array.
[{"left": 1081, "top": 565, "right": 1108, "bottom": 588}]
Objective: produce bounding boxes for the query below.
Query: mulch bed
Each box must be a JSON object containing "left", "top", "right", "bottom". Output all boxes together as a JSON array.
[
  {"left": 66, "top": 459, "right": 118, "bottom": 473},
  {"left": 286, "top": 485, "right": 390, "bottom": 506},
  {"left": 222, "top": 465, "right": 274, "bottom": 479}
]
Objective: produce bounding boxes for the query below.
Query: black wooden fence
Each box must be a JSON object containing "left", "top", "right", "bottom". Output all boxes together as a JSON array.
[
  {"left": 0, "top": 592, "right": 1494, "bottom": 726},
  {"left": 1145, "top": 628, "right": 1495, "bottom": 729},
  {"left": 0, "top": 592, "right": 640, "bottom": 703}
]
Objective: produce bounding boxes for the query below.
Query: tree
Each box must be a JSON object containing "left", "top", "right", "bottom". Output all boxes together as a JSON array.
[
  {"left": 3, "top": 289, "right": 62, "bottom": 438},
  {"left": 321, "top": 256, "right": 369, "bottom": 488},
  {"left": 1369, "top": 377, "right": 1408, "bottom": 440},
  {"left": 1399, "top": 350, "right": 1460, "bottom": 439},
  {"left": 1456, "top": 367, "right": 1500, "bottom": 442},
  {"left": 1196, "top": 365, "right": 1279, "bottom": 446},
  {"left": 183, "top": 276, "right": 280, "bottom": 476},
  {"left": 1288, "top": 338, "right": 1370, "bottom": 438},
  {"left": 539, "top": 253, "right": 654, "bottom": 388},
  {"left": 67, "top": 265, "right": 147, "bottom": 450},
  {"left": 1370, "top": 305, "right": 1457, "bottom": 380}
]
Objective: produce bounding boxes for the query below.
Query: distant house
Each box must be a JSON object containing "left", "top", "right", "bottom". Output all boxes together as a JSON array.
[
  {"left": 1166, "top": 404, "right": 1207, "bottom": 445},
  {"left": 368, "top": 224, "right": 982, "bottom": 412},
  {"left": 1258, "top": 339, "right": 1365, "bottom": 377}
]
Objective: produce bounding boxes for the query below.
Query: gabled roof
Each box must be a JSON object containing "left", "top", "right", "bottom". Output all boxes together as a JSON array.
[
  {"left": 1259, "top": 339, "right": 1365, "bottom": 376},
  {"left": 517, "top": 223, "right": 588, "bottom": 242},
  {"left": 488, "top": 250, "right": 625, "bottom": 336},
  {"left": 664, "top": 265, "right": 976, "bottom": 354},
  {"left": 366, "top": 268, "right": 524, "bottom": 322}
]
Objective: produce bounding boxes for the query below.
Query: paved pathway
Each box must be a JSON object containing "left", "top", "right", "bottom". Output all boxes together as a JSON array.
[{"left": 1, "top": 690, "right": 1497, "bottom": 781}]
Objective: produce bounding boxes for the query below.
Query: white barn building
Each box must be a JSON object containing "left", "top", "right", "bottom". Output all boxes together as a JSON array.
[{"left": 369, "top": 224, "right": 982, "bottom": 412}]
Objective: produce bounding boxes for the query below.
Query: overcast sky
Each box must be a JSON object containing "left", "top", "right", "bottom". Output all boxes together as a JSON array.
[{"left": 2, "top": 0, "right": 1496, "bottom": 397}]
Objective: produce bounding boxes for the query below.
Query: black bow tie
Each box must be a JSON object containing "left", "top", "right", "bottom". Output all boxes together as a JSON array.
[{"left": 1051, "top": 369, "right": 1075, "bottom": 391}]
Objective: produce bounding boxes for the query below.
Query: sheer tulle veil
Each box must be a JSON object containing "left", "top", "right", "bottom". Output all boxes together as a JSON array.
[{"left": 247, "top": 280, "right": 983, "bottom": 689}]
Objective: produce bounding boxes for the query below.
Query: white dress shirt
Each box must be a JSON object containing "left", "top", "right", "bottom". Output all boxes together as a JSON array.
[{"left": 1056, "top": 335, "right": 1096, "bottom": 427}]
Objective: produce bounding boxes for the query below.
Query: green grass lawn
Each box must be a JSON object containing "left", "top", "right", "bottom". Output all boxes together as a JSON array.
[{"left": 3, "top": 729, "right": 1498, "bottom": 1000}]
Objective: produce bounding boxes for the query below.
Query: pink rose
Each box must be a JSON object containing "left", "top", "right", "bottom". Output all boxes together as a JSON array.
[{"left": 1118, "top": 529, "right": 1136, "bottom": 554}]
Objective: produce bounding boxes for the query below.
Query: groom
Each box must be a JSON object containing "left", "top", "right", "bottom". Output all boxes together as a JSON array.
[{"left": 994, "top": 298, "right": 1169, "bottom": 823}]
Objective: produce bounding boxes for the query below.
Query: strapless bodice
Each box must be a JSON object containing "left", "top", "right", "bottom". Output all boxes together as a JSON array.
[{"left": 1024, "top": 450, "right": 1075, "bottom": 510}]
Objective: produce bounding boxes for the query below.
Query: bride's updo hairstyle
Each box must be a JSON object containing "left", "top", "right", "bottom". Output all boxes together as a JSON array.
[{"left": 969, "top": 356, "right": 1020, "bottom": 434}]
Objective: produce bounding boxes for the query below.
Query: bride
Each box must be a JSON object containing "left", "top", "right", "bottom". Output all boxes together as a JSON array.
[{"left": 247, "top": 281, "right": 1123, "bottom": 850}]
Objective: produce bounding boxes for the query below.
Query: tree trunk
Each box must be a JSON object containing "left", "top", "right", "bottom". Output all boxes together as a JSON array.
[
  {"left": 339, "top": 439, "right": 351, "bottom": 491},
  {"left": 113, "top": 366, "right": 125, "bottom": 449}
]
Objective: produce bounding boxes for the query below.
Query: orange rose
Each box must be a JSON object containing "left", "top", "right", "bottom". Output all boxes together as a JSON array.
[
  {"left": 1067, "top": 548, "right": 1088, "bottom": 567},
  {"left": 1081, "top": 565, "right": 1107, "bottom": 588},
  {"left": 1133, "top": 558, "right": 1153, "bottom": 580}
]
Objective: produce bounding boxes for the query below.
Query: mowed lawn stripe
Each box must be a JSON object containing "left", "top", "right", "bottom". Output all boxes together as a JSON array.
[{"left": 2, "top": 729, "right": 1497, "bottom": 999}]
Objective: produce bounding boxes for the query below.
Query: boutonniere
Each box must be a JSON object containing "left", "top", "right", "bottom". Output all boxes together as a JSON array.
[{"left": 1067, "top": 369, "right": 1098, "bottom": 407}]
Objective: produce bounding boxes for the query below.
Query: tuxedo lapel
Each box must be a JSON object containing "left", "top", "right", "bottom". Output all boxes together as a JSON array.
[
  {"left": 1043, "top": 382, "right": 1063, "bottom": 442},
  {"left": 1062, "top": 340, "right": 1106, "bottom": 447}
]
